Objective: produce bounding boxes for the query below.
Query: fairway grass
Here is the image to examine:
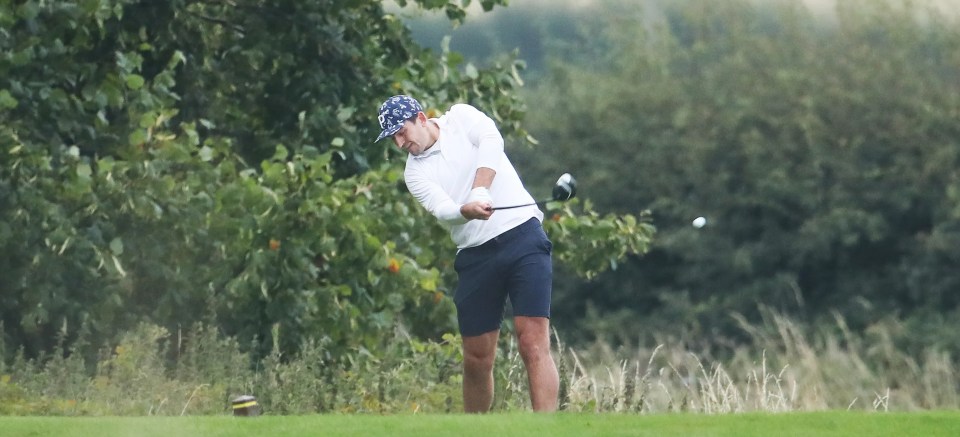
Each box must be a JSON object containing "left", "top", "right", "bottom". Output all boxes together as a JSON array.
[{"left": 3, "top": 412, "right": 959, "bottom": 437}]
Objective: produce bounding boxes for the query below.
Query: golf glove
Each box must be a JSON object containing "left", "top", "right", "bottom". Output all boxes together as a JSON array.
[{"left": 466, "top": 187, "right": 493, "bottom": 205}]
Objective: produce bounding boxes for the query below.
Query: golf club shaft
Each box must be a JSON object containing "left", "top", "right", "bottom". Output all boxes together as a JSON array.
[{"left": 491, "top": 199, "right": 547, "bottom": 211}]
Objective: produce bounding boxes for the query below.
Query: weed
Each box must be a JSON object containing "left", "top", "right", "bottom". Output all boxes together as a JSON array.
[{"left": 1, "top": 310, "right": 957, "bottom": 415}]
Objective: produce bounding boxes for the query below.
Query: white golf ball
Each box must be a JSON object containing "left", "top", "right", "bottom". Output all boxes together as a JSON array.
[{"left": 692, "top": 216, "right": 706, "bottom": 228}]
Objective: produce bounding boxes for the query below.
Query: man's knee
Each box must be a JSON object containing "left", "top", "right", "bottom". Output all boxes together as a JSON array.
[
  {"left": 520, "top": 335, "right": 550, "bottom": 361},
  {"left": 516, "top": 319, "right": 551, "bottom": 362},
  {"left": 462, "top": 332, "right": 498, "bottom": 373},
  {"left": 464, "top": 347, "right": 495, "bottom": 370}
]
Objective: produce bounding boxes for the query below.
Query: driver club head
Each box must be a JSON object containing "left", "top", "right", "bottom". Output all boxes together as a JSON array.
[{"left": 552, "top": 173, "right": 577, "bottom": 201}]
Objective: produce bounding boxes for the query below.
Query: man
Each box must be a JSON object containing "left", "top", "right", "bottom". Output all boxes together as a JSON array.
[{"left": 375, "top": 95, "right": 559, "bottom": 412}]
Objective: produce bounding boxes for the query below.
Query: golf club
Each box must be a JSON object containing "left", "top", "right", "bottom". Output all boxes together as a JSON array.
[{"left": 492, "top": 173, "right": 577, "bottom": 210}]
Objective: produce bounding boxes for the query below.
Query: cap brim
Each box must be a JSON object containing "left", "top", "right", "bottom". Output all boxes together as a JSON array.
[{"left": 375, "top": 124, "right": 402, "bottom": 142}]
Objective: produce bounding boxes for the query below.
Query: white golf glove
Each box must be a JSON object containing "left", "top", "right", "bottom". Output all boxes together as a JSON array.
[{"left": 466, "top": 187, "right": 493, "bottom": 205}]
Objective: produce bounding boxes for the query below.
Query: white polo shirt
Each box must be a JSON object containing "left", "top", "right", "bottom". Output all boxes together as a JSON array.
[{"left": 404, "top": 104, "right": 543, "bottom": 249}]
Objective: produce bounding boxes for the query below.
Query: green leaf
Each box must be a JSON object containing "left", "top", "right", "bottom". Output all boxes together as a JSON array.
[
  {"left": 111, "top": 256, "right": 127, "bottom": 277},
  {"left": 0, "top": 90, "right": 18, "bottom": 109},
  {"left": 17, "top": 2, "right": 40, "bottom": 20},
  {"left": 465, "top": 63, "right": 479, "bottom": 79},
  {"left": 272, "top": 145, "right": 289, "bottom": 161},
  {"left": 109, "top": 237, "right": 124, "bottom": 255},
  {"left": 128, "top": 129, "right": 147, "bottom": 146},
  {"left": 97, "top": 157, "right": 116, "bottom": 174},
  {"left": 199, "top": 146, "right": 214, "bottom": 162},
  {"left": 126, "top": 74, "right": 144, "bottom": 90},
  {"left": 420, "top": 275, "right": 437, "bottom": 292},
  {"left": 76, "top": 163, "right": 92, "bottom": 181},
  {"left": 336, "top": 106, "right": 355, "bottom": 122}
]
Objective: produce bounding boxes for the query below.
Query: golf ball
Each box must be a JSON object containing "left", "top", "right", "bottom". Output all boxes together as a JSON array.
[{"left": 692, "top": 216, "right": 706, "bottom": 228}]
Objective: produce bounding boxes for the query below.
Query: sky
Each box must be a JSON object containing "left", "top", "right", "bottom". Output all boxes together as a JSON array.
[{"left": 386, "top": 0, "right": 960, "bottom": 18}]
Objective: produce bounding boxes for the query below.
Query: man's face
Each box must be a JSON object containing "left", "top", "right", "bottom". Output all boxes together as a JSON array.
[{"left": 392, "top": 114, "right": 431, "bottom": 156}]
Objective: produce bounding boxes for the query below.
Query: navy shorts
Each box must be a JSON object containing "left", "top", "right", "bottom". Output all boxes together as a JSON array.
[{"left": 453, "top": 218, "right": 553, "bottom": 337}]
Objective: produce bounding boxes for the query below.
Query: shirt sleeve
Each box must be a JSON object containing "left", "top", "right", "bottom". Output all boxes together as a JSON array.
[
  {"left": 404, "top": 165, "right": 468, "bottom": 226},
  {"left": 450, "top": 104, "right": 504, "bottom": 172}
]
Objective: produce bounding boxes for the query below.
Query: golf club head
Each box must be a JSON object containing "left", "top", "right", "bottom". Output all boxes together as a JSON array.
[{"left": 552, "top": 173, "right": 577, "bottom": 201}]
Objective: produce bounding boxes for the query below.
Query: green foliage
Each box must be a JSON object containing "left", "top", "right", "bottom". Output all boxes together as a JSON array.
[
  {"left": 0, "top": 322, "right": 467, "bottom": 415},
  {"left": 544, "top": 201, "right": 655, "bottom": 279},
  {"left": 518, "top": 0, "right": 960, "bottom": 346},
  {"left": 3, "top": 312, "right": 959, "bottom": 415},
  {"left": 1, "top": 0, "right": 649, "bottom": 368},
  {"left": 404, "top": 0, "right": 617, "bottom": 79}
]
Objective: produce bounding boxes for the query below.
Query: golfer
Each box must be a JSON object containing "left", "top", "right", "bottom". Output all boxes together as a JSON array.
[{"left": 375, "top": 95, "right": 559, "bottom": 412}]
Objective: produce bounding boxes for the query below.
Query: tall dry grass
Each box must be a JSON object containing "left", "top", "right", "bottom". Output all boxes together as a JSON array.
[
  {"left": 555, "top": 309, "right": 958, "bottom": 413},
  {"left": 0, "top": 309, "right": 956, "bottom": 415}
]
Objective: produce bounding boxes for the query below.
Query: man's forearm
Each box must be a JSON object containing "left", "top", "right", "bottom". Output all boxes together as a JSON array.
[
  {"left": 473, "top": 167, "right": 496, "bottom": 189},
  {"left": 461, "top": 167, "right": 496, "bottom": 221}
]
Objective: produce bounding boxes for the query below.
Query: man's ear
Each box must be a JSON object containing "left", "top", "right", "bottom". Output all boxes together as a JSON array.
[{"left": 417, "top": 111, "right": 429, "bottom": 125}]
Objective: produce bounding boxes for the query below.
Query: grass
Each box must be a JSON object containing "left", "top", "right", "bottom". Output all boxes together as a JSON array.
[
  {"left": 2, "top": 309, "right": 959, "bottom": 415},
  {"left": 3, "top": 311, "right": 960, "bottom": 436},
  {"left": 559, "top": 309, "right": 960, "bottom": 413},
  {"left": 2, "top": 412, "right": 960, "bottom": 437}
]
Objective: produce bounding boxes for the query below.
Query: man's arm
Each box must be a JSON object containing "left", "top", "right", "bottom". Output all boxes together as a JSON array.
[
  {"left": 410, "top": 104, "right": 502, "bottom": 222},
  {"left": 406, "top": 174, "right": 469, "bottom": 225},
  {"left": 456, "top": 103, "right": 502, "bottom": 220},
  {"left": 472, "top": 167, "right": 496, "bottom": 189},
  {"left": 460, "top": 167, "right": 496, "bottom": 220},
  {"left": 406, "top": 167, "right": 496, "bottom": 224}
]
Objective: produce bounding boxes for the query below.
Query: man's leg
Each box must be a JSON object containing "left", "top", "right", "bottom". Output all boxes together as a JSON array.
[
  {"left": 514, "top": 316, "right": 559, "bottom": 412},
  {"left": 462, "top": 329, "right": 500, "bottom": 413}
]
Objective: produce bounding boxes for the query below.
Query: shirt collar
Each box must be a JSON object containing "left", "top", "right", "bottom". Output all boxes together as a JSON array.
[{"left": 415, "top": 142, "right": 443, "bottom": 159}]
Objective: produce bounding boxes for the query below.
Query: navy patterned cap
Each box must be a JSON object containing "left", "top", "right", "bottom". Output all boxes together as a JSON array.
[{"left": 375, "top": 95, "right": 423, "bottom": 142}]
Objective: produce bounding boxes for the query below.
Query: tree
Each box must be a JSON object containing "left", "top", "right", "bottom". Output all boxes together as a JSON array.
[
  {"left": 0, "top": 0, "right": 651, "bottom": 361},
  {"left": 519, "top": 0, "right": 960, "bottom": 349}
]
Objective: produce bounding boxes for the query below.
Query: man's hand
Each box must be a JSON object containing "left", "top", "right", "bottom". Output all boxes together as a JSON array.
[
  {"left": 461, "top": 201, "right": 494, "bottom": 220},
  {"left": 461, "top": 186, "right": 494, "bottom": 220}
]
